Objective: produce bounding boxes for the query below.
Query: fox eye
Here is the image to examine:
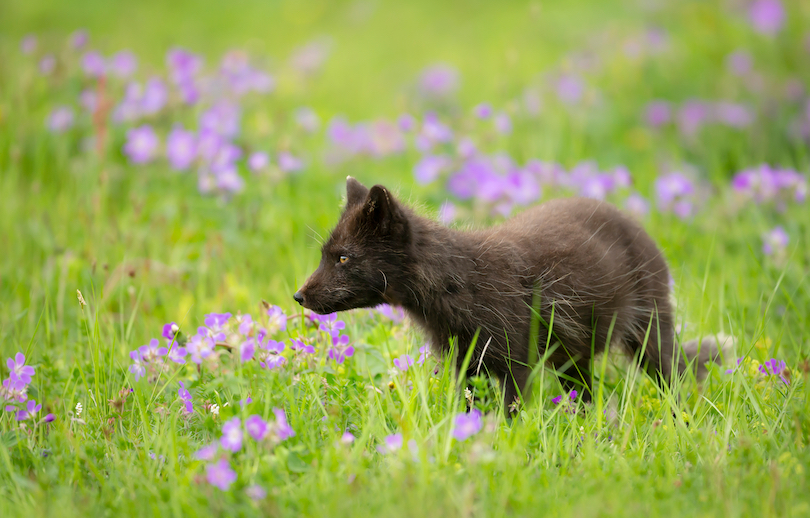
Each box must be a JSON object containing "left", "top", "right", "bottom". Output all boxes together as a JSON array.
[{"left": 339, "top": 255, "right": 349, "bottom": 264}]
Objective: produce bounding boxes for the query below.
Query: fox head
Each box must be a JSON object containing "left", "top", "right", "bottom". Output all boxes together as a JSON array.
[{"left": 294, "top": 177, "right": 411, "bottom": 314}]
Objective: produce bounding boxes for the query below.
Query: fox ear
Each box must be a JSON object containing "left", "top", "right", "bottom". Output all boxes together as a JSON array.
[
  {"left": 363, "top": 185, "right": 408, "bottom": 236},
  {"left": 346, "top": 176, "right": 369, "bottom": 208}
]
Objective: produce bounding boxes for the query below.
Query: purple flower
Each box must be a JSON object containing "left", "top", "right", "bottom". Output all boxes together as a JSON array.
[
  {"left": 200, "top": 102, "right": 241, "bottom": 138},
  {"left": 238, "top": 315, "right": 254, "bottom": 336},
  {"left": 677, "top": 100, "right": 710, "bottom": 137},
  {"left": 206, "top": 458, "right": 237, "bottom": 491},
  {"left": 16, "top": 399, "right": 42, "bottom": 421},
  {"left": 278, "top": 151, "right": 304, "bottom": 173},
  {"left": 714, "top": 102, "right": 753, "bottom": 128},
  {"left": 82, "top": 51, "right": 106, "bottom": 77},
  {"left": 139, "top": 339, "right": 168, "bottom": 362},
  {"left": 655, "top": 172, "right": 697, "bottom": 219},
  {"left": 141, "top": 78, "right": 168, "bottom": 115},
  {"left": 20, "top": 35, "right": 37, "bottom": 55},
  {"left": 726, "top": 50, "right": 753, "bottom": 76},
  {"left": 290, "top": 338, "right": 315, "bottom": 354},
  {"left": 167, "top": 48, "right": 203, "bottom": 84},
  {"left": 193, "top": 443, "right": 218, "bottom": 461},
  {"left": 759, "top": 358, "right": 789, "bottom": 384},
  {"left": 416, "top": 345, "right": 431, "bottom": 365},
  {"left": 644, "top": 101, "right": 671, "bottom": 127},
  {"left": 493, "top": 112, "right": 512, "bottom": 135},
  {"left": 273, "top": 408, "right": 295, "bottom": 440},
  {"left": 109, "top": 51, "right": 137, "bottom": 78},
  {"left": 328, "top": 334, "right": 354, "bottom": 365},
  {"left": 162, "top": 322, "right": 179, "bottom": 341},
  {"left": 220, "top": 417, "right": 243, "bottom": 452},
  {"left": 551, "top": 389, "right": 578, "bottom": 405},
  {"left": 168, "top": 346, "right": 188, "bottom": 364},
  {"left": 294, "top": 107, "right": 320, "bottom": 132},
  {"left": 178, "top": 382, "right": 193, "bottom": 415},
  {"left": 266, "top": 305, "right": 287, "bottom": 333},
  {"left": 259, "top": 356, "right": 286, "bottom": 370},
  {"left": 245, "top": 484, "right": 267, "bottom": 501},
  {"left": 341, "top": 431, "right": 356, "bottom": 444},
  {"left": 473, "top": 103, "right": 493, "bottom": 119},
  {"left": 762, "top": 226, "right": 789, "bottom": 255},
  {"left": 398, "top": 114, "right": 416, "bottom": 132},
  {"left": 245, "top": 415, "right": 268, "bottom": 441},
  {"left": 393, "top": 355, "right": 414, "bottom": 372},
  {"left": 749, "top": 0, "right": 785, "bottom": 36},
  {"left": 414, "top": 155, "right": 450, "bottom": 185},
  {"left": 70, "top": 30, "right": 88, "bottom": 50},
  {"left": 556, "top": 74, "right": 584, "bottom": 105},
  {"left": 204, "top": 313, "right": 232, "bottom": 341},
  {"left": 186, "top": 331, "right": 215, "bottom": 364},
  {"left": 123, "top": 125, "right": 159, "bottom": 164},
  {"left": 318, "top": 313, "right": 346, "bottom": 337},
  {"left": 239, "top": 338, "right": 256, "bottom": 362},
  {"left": 418, "top": 64, "right": 459, "bottom": 97},
  {"left": 248, "top": 152, "right": 270, "bottom": 172},
  {"left": 377, "top": 433, "right": 403, "bottom": 454},
  {"left": 452, "top": 409, "right": 482, "bottom": 441},
  {"left": 624, "top": 193, "right": 650, "bottom": 218},
  {"left": 47, "top": 107, "right": 75, "bottom": 133},
  {"left": 128, "top": 350, "right": 146, "bottom": 381},
  {"left": 7, "top": 353, "right": 35, "bottom": 384},
  {"left": 39, "top": 55, "right": 56, "bottom": 75},
  {"left": 374, "top": 304, "right": 405, "bottom": 323}
]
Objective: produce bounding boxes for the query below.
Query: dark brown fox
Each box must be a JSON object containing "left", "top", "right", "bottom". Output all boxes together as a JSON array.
[{"left": 295, "top": 177, "right": 727, "bottom": 411}]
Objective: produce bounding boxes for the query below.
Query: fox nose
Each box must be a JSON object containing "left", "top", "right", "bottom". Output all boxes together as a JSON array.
[{"left": 293, "top": 292, "right": 304, "bottom": 305}]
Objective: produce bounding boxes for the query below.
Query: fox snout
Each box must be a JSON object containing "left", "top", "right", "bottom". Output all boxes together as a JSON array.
[{"left": 293, "top": 291, "right": 304, "bottom": 306}]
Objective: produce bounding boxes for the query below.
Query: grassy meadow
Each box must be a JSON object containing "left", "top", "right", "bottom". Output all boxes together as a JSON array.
[{"left": 1, "top": 0, "right": 810, "bottom": 516}]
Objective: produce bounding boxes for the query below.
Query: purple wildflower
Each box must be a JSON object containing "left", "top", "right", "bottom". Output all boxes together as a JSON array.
[
  {"left": 493, "top": 112, "right": 512, "bottom": 134},
  {"left": 726, "top": 51, "right": 753, "bottom": 76},
  {"left": 141, "top": 78, "right": 168, "bottom": 115},
  {"left": 290, "top": 338, "right": 315, "bottom": 354},
  {"left": 47, "top": 107, "right": 75, "bottom": 133},
  {"left": 645, "top": 101, "right": 671, "bottom": 127},
  {"left": 318, "top": 313, "right": 346, "bottom": 337},
  {"left": 749, "top": 0, "right": 785, "bottom": 36},
  {"left": 677, "top": 100, "right": 710, "bottom": 136},
  {"left": 416, "top": 345, "right": 431, "bottom": 365},
  {"left": 168, "top": 346, "right": 188, "bottom": 364},
  {"left": 193, "top": 443, "right": 218, "bottom": 461},
  {"left": 278, "top": 151, "right": 304, "bottom": 172},
  {"left": 20, "top": 35, "right": 37, "bottom": 55},
  {"left": 239, "top": 338, "right": 256, "bottom": 362},
  {"left": 414, "top": 155, "right": 451, "bottom": 184},
  {"left": 123, "top": 125, "right": 159, "bottom": 164},
  {"left": 341, "top": 431, "right": 356, "bottom": 444},
  {"left": 109, "top": 51, "right": 137, "bottom": 78},
  {"left": 162, "top": 322, "right": 179, "bottom": 341},
  {"left": 206, "top": 458, "right": 237, "bottom": 491},
  {"left": 273, "top": 408, "right": 295, "bottom": 440},
  {"left": 200, "top": 102, "right": 241, "bottom": 138},
  {"left": 237, "top": 314, "right": 254, "bottom": 336},
  {"left": 377, "top": 433, "right": 403, "bottom": 454},
  {"left": 16, "top": 399, "right": 42, "bottom": 421},
  {"left": 452, "top": 409, "right": 482, "bottom": 441},
  {"left": 393, "top": 355, "right": 414, "bottom": 372},
  {"left": 556, "top": 74, "right": 584, "bottom": 105},
  {"left": 70, "top": 30, "right": 88, "bottom": 50},
  {"left": 762, "top": 226, "right": 789, "bottom": 255},
  {"left": 551, "top": 389, "right": 578, "bottom": 405},
  {"left": 655, "top": 172, "right": 697, "bottom": 219},
  {"left": 473, "top": 103, "right": 493, "bottom": 119},
  {"left": 418, "top": 64, "right": 459, "bottom": 97},
  {"left": 624, "top": 193, "right": 650, "bottom": 218},
  {"left": 186, "top": 330, "right": 215, "bottom": 364},
  {"left": 139, "top": 339, "right": 168, "bottom": 362},
  {"left": 266, "top": 305, "right": 287, "bottom": 333},
  {"left": 7, "top": 353, "right": 35, "bottom": 384},
  {"left": 328, "top": 334, "right": 354, "bottom": 364},
  {"left": 39, "top": 55, "right": 56, "bottom": 75},
  {"left": 374, "top": 304, "right": 405, "bottom": 323},
  {"left": 204, "top": 313, "right": 232, "bottom": 341},
  {"left": 245, "top": 415, "right": 268, "bottom": 441},
  {"left": 245, "top": 484, "right": 267, "bottom": 501},
  {"left": 294, "top": 107, "right": 320, "bottom": 132},
  {"left": 220, "top": 417, "right": 243, "bottom": 452},
  {"left": 759, "top": 358, "right": 789, "bottom": 384},
  {"left": 248, "top": 152, "right": 270, "bottom": 172},
  {"left": 81, "top": 51, "right": 106, "bottom": 77},
  {"left": 128, "top": 350, "right": 146, "bottom": 381},
  {"left": 178, "top": 381, "right": 193, "bottom": 415},
  {"left": 398, "top": 114, "right": 416, "bottom": 132}
]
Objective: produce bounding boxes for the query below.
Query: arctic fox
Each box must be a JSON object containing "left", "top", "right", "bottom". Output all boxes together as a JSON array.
[{"left": 295, "top": 177, "right": 726, "bottom": 411}]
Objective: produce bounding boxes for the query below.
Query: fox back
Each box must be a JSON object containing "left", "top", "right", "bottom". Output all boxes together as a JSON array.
[{"left": 295, "top": 177, "right": 724, "bottom": 411}]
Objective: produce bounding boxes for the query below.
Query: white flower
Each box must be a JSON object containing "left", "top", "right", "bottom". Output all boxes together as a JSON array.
[
  {"left": 210, "top": 404, "right": 220, "bottom": 416},
  {"left": 75, "top": 402, "right": 83, "bottom": 417}
]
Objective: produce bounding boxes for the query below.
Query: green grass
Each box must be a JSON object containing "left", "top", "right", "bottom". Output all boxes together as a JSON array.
[{"left": 1, "top": 0, "right": 810, "bottom": 516}]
